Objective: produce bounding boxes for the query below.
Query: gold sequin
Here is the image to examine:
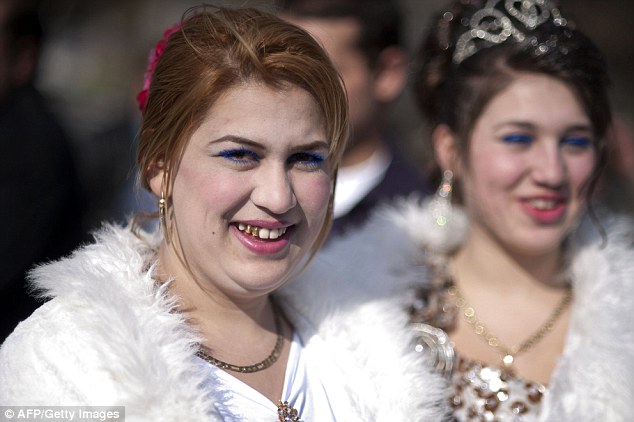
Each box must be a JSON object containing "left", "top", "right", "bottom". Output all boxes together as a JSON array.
[{"left": 449, "top": 356, "right": 546, "bottom": 420}]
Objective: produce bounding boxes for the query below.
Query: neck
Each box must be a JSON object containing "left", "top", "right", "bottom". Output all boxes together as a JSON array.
[
  {"left": 446, "top": 224, "right": 572, "bottom": 384},
  {"left": 451, "top": 224, "right": 564, "bottom": 294},
  {"left": 154, "top": 242, "right": 291, "bottom": 404},
  {"left": 153, "top": 242, "right": 275, "bottom": 342}
]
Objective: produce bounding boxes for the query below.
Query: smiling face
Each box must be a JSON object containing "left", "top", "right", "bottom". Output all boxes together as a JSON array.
[
  {"left": 454, "top": 73, "right": 596, "bottom": 257},
  {"left": 150, "top": 82, "right": 332, "bottom": 299}
]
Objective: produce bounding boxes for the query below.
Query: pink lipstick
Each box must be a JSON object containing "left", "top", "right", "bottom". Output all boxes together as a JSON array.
[
  {"left": 520, "top": 197, "right": 567, "bottom": 224},
  {"left": 232, "top": 220, "right": 292, "bottom": 255}
]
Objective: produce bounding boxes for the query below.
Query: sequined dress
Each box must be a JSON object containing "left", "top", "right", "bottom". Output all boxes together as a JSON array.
[
  {"left": 447, "top": 355, "right": 546, "bottom": 421},
  {"left": 410, "top": 269, "right": 548, "bottom": 421}
]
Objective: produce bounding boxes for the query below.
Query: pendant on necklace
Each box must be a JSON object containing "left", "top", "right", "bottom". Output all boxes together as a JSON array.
[
  {"left": 502, "top": 354, "right": 514, "bottom": 367},
  {"left": 278, "top": 401, "right": 302, "bottom": 422}
]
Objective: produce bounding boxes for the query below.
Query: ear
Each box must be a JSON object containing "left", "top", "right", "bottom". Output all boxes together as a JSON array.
[
  {"left": 433, "top": 124, "right": 461, "bottom": 176},
  {"left": 373, "top": 46, "right": 408, "bottom": 103},
  {"left": 147, "top": 160, "right": 166, "bottom": 197}
]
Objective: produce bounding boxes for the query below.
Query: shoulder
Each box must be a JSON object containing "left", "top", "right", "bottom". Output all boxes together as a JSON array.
[
  {"left": 0, "top": 226, "right": 216, "bottom": 418},
  {"left": 544, "top": 212, "right": 634, "bottom": 420},
  {"left": 0, "top": 297, "right": 106, "bottom": 403},
  {"left": 564, "top": 211, "right": 634, "bottom": 346},
  {"left": 567, "top": 211, "right": 634, "bottom": 302},
  {"left": 0, "top": 296, "right": 215, "bottom": 419},
  {"left": 27, "top": 224, "right": 159, "bottom": 300}
]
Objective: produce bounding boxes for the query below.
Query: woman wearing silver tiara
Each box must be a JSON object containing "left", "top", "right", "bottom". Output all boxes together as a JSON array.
[
  {"left": 408, "top": 0, "right": 634, "bottom": 420},
  {"left": 0, "top": 5, "right": 449, "bottom": 421},
  {"left": 302, "top": 0, "right": 633, "bottom": 421}
]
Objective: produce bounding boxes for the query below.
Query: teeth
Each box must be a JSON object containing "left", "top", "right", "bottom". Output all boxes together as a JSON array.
[
  {"left": 529, "top": 199, "right": 557, "bottom": 210},
  {"left": 237, "top": 224, "right": 287, "bottom": 239}
]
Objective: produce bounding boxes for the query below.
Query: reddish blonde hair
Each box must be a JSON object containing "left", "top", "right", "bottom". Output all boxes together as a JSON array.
[{"left": 137, "top": 5, "right": 348, "bottom": 257}]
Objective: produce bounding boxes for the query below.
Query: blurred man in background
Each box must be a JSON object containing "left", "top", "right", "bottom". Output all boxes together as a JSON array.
[{"left": 280, "top": 0, "right": 432, "bottom": 237}]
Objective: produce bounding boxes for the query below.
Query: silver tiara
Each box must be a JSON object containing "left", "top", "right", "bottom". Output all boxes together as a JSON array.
[{"left": 452, "top": 0, "right": 568, "bottom": 64}]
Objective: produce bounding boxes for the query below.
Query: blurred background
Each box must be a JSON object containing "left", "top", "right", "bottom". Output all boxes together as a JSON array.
[
  {"left": 32, "top": 0, "right": 634, "bottom": 231},
  {"left": 36, "top": 0, "right": 634, "bottom": 232}
]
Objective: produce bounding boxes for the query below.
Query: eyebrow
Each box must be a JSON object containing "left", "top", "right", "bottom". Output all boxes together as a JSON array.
[
  {"left": 289, "top": 140, "right": 330, "bottom": 153},
  {"left": 210, "top": 135, "right": 330, "bottom": 151},
  {"left": 494, "top": 121, "right": 593, "bottom": 132}
]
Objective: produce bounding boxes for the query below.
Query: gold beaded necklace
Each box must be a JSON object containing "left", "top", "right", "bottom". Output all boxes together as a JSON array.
[
  {"left": 447, "top": 282, "right": 572, "bottom": 368},
  {"left": 196, "top": 303, "right": 284, "bottom": 373}
]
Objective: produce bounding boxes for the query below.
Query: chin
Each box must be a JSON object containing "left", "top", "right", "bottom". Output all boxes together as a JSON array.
[
  {"left": 501, "top": 227, "right": 567, "bottom": 256},
  {"left": 512, "top": 239, "right": 565, "bottom": 258},
  {"left": 236, "top": 265, "right": 297, "bottom": 291}
]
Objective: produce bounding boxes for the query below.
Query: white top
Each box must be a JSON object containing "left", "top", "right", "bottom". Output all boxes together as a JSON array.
[
  {"left": 199, "top": 332, "right": 339, "bottom": 421},
  {"left": 334, "top": 147, "right": 391, "bottom": 218}
]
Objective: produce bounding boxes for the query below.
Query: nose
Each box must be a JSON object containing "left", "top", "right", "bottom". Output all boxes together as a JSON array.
[
  {"left": 531, "top": 142, "right": 566, "bottom": 187},
  {"left": 250, "top": 163, "right": 297, "bottom": 214}
]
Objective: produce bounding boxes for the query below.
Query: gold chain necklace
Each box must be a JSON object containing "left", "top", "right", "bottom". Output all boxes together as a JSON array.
[
  {"left": 196, "top": 303, "right": 284, "bottom": 373},
  {"left": 447, "top": 282, "right": 572, "bottom": 368}
]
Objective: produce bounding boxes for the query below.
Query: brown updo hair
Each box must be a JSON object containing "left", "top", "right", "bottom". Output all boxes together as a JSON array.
[
  {"left": 413, "top": 0, "right": 611, "bottom": 197},
  {"left": 136, "top": 5, "right": 348, "bottom": 256}
]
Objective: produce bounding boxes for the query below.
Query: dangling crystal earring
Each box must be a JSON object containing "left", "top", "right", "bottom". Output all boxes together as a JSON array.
[
  {"left": 432, "top": 170, "right": 453, "bottom": 227},
  {"left": 159, "top": 191, "right": 170, "bottom": 243},
  {"left": 422, "top": 169, "right": 467, "bottom": 254}
]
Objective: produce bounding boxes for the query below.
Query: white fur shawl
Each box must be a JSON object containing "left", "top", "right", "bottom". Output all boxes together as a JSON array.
[{"left": 0, "top": 223, "right": 449, "bottom": 421}]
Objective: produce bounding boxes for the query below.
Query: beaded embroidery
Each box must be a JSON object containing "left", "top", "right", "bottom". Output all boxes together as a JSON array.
[{"left": 449, "top": 355, "right": 546, "bottom": 421}]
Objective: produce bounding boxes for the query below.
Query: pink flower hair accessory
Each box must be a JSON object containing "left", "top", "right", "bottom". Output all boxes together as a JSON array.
[{"left": 136, "top": 22, "right": 183, "bottom": 112}]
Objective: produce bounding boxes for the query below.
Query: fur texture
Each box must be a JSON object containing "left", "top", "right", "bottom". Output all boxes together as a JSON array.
[
  {"left": 383, "top": 196, "right": 634, "bottom": 421},
  {"left": 0, "top": 223, "right": 449, "bottom": 421}
]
